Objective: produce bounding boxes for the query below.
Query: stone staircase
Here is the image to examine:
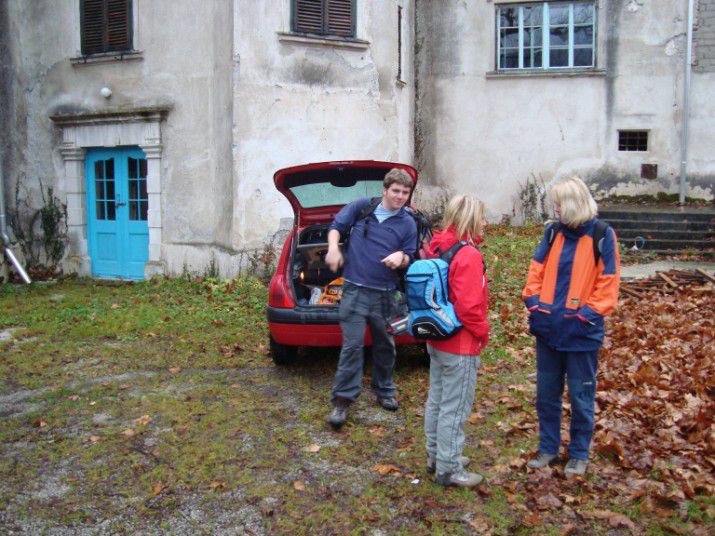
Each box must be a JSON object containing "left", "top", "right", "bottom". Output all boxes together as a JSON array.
[{"left": 598, "top": 206, "right": 715, "bottom": 255}]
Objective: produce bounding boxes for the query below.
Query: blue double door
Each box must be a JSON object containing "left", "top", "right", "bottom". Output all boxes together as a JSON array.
[{"left": 86, "top": 147, "right": 149, "bottom": 279}]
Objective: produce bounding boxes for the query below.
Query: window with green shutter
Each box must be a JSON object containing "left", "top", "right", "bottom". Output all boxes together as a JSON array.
[
  {"left": 81, "top": 0, "right": 133, "bottom": 55},
  {"left": 293, "top": 0, "right": 355, "bottom": 38}
]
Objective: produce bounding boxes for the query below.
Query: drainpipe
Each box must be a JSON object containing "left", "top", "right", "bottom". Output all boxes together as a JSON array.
[
  {"left": 0, "top": 156, "right": 32, "bottom": 284},
  {"left": 678, "top": 0, "right": 695, "bottom": 212}
]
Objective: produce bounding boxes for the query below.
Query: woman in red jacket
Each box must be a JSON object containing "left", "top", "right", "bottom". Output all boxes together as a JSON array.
[
  {"left": 522, "top": 177, "right": 620, "bottom": 476},
  {"left": 423, "top": 194, "right": 489, "bottom": 488}
]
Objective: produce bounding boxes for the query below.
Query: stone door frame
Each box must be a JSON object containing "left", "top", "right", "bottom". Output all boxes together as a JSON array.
[{"left": 51, "top": 107, "right": 170, "bottom": 278}]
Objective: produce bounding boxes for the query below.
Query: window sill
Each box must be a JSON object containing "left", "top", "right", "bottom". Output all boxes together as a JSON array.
[
  {"left": 70, "top": 50, "right": 143, "bottom": 66},
  {"left": 486, "top": 68, "right": 606, "bottom": 79},
  {"left": 277, "top": 32, "right": 369, "bottom": 50}
]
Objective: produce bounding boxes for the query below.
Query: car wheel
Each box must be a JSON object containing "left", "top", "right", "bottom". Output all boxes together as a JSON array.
[{"left": 270, "top": 336, "right": 298, "bottom": 365}]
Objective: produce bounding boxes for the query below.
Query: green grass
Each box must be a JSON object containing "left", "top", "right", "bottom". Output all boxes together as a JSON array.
[{"left": 0, "top": 225, "right": 708, "bottom": 534}]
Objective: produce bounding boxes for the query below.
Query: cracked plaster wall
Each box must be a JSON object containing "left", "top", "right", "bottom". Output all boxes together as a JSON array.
[
  {"left": 7, "top": 0, "right": 711, "bottom": 277},
  {"left": 5, "top": 0, "right": 415, "bottom": 276},
  {"left": 415, "top": 0, "right": 713, "bottom": 221},
  {"left": 4, "top": 0, "right": 235, "bottom": 273},
  {"left": 229, "top": 0, "right": 414, "bottom": 251}
]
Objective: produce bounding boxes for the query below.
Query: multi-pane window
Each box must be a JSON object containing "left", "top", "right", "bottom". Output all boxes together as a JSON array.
[
  {"left": 127, "top": 157, "right": 148, "bottom": 221},
  {"left": 81, "top": 0, "right": 132, "bottom": 55},
  {"left": 497, "top": 2, "right": 595, "bottom": 70},
  {"left": 293, "top": 0, "right": 355, "bottom": 38},
  {"left": 94, "top": 159, "right": 116, "bottom": 221}
]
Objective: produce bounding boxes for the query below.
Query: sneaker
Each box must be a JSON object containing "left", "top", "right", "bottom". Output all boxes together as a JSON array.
[
  {"left": 564, "top": 458, "right": 588, "bottom": 476},
  {"left": 426, "top": 455, "right": 470, "bottom": 474},
  {"left": 435, "top": 470, "right": 484, "bottom": 488},
  {"left": 376, "top": 396, "right": 399, "bottom": 411},
  {"left": 526, "top": 452, "right": 557, "bottom": 469},
  {"left": 328, "top": 402, "right": 349, "bottom": 429}
]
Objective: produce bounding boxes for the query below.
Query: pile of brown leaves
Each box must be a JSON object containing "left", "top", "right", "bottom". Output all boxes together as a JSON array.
[
  {"left": 596, "top": 283, "right": 715, "bottom": 502},
  {"left": 494, "top": 280, "right": 713, "bottom": 531}
]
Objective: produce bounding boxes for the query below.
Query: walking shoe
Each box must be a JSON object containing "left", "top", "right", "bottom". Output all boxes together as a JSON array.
[
  {"left": 328, "top": 401, "right": 349, "bottom": 429},
  {"left": 376, "top": 396, "right": 399, "bottom": 411},
  {"left": 435, "top": 470, "right": 484, "bottom": 488},
  {"left": 427, "top": 455, "right": 470, "bottom": 474},
  {"left": 526, "top": 452, "right": 557, "bottom": 469},
  {"left": 564, "top": 458, "right": 588, "bottom": 476}
]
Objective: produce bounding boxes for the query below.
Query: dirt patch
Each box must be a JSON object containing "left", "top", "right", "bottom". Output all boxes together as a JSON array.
[{"left": 0, "top": 327, "right": 22, "bottom": 342}]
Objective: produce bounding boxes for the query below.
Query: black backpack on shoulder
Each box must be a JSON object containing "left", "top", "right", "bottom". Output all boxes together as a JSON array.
[
  {"left": 546, "top": 219, "right": 610, "bottom": 264},
  {"left": 345, "top": 197, "right": 432, "bottom": 262}
]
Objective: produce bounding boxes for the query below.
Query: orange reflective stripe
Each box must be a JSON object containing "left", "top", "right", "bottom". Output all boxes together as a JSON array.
[
  {"left": 566, "top": 235, "right": 596, "bottom": 310},
  {"left": 540, "top": 234, "right": 563, "bottom": 305},
  {"left": 522, "top": 259, "right": 545, "bottom": 300}
]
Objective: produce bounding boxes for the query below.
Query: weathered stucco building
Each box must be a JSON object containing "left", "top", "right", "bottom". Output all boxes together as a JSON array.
[{"left": 1, "top": 0, "right": 713, "bottom": 279}]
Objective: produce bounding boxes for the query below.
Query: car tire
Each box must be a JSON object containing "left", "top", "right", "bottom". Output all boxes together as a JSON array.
[{"left": 270, "top": 336, "right": 298, "bottom": 365}]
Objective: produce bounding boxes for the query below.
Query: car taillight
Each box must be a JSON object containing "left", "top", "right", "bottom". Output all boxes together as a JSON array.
[{"left": 268, "top": 274, "right": 295, "bottom": 308}]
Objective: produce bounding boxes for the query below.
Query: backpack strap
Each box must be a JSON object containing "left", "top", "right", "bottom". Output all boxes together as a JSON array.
[
  {"left": 439, "top": 241, "right": 468, "bottom": 264},
  {"left": 403, "top": 205, "right": 433, "bottom": 255},
  {"left": 592, "top": 219, "right": 609, "bottom": 265},
  {"left": 545, "top": 220, "right": 609, "bottom": 265},
  {"left": 546, "top": 222, "right": 562, "bottom": 248},
  {"left": 355, "top": 197, "right": 381, "bottom": 225},
  {"left": 344, "top": 197, "right": 381, "bottom": 242}
]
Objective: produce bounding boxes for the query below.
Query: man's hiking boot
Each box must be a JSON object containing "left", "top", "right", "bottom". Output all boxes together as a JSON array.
[
  {"left": 426, "top": 455, "right": 470, "bottom": 474},
  {"left": 377, "top": 396, "right": 399, "bottom": 411},
  {"left": 435, "top": 470, "right": 484, "bottom": 488},
  {"left": 527, "top": 452, "right": 557, "bottom": 469},
  {"left": 328, "top": 402, "right": 349, "bottom": 429},
  {"left": 564, "top": 458, "right": 588, "bottom": 476}
]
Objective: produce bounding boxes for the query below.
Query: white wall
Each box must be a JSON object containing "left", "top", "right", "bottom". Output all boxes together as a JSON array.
[
  {"left": 4, "top": 0, "right": 711, "bottom": 277},
  {"left": 415, "top": 0, "right": 714, "bottom": 222},
  {"left": 230, "top": 0, "right": 414, "bottom": 247}
]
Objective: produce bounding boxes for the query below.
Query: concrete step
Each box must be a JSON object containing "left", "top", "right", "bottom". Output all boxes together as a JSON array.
[
  {"left": 604, "top": 218, "right": 713, "bottom": 232},
  {"left": 599, "top": 209, "right": 715, "bottom": 223},
  {"left": 615, "top": 229, "right": 715, "bottom": 241},
  {"left": 599, "top": 207, "right": 715, "bottom": 250},
  {"left": 627, "top": 250, "right": 715, "bottom": 259},
  {"left": 622, "top": 238, "right": 714, "bottom": 251}
]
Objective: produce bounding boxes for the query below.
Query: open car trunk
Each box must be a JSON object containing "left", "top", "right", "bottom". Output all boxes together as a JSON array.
[
  {"left": 274, "top": 161, "right": 419, "bottom": 308},
  {"left": 291, "top": 224, "right": 344, "bottom": 307}
]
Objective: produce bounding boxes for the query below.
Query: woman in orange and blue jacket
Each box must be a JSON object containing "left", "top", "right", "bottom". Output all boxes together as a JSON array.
[{"left": 522, "top": 177, "right": 620, "bottom": 476}]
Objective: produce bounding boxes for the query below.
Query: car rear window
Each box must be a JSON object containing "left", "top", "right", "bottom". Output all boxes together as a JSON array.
[{"left": 290, "top": 180, "right": 384, "bottom": 208}]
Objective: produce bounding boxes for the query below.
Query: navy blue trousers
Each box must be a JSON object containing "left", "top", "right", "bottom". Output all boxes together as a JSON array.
[{"left": 535, "top": 339, "right": 598, "bottom": 460}]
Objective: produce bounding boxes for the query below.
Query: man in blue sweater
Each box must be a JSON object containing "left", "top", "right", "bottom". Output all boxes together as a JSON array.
[{"left": 325, "top": 168, "right": 418, "bottom": 429}]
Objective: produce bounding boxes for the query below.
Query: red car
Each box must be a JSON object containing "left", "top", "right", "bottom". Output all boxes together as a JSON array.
[{"left": 267, "top": 160, "right": 420, "bottom": 365}]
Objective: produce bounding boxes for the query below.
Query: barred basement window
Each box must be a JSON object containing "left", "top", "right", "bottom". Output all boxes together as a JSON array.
[
  {"left": 293, "top": 0, "right": 355, "bottom": 38},
  {"left": 81, "top": 0, "right": 132, "bottom": 55},
  {"left": 618, "top": 130, "right": 648, "bottom": 151}
]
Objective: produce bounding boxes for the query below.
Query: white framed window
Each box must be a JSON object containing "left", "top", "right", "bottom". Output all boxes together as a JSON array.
[{"left": 496, "top": 1, "right": 596, "bottom": 70}]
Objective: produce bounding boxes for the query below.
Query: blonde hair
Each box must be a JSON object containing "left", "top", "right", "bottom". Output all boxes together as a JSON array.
[
  {"left": 549, "top": 177, "right": 598, "bottom": 227},
  {"left": 441, "top": 194, "right": 486, "bottom": 243}
]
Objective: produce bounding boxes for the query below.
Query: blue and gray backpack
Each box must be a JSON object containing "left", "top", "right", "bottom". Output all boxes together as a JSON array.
[{"left": 406, "top": 242, "right": 470, "bottom": 340}]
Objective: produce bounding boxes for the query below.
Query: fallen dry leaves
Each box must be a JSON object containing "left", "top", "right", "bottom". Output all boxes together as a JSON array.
[
  {"left": 133, "top": 415, "right": 152, "bottom": 426},
  {"left": 494, "top": 275, "right": 713, "bottom": 530},
  {"left": 596, "top": 281, "right": 714, "bottom": 499},
  {"left": 372, "top": 464, "right": 401, "bottom": 476}
]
